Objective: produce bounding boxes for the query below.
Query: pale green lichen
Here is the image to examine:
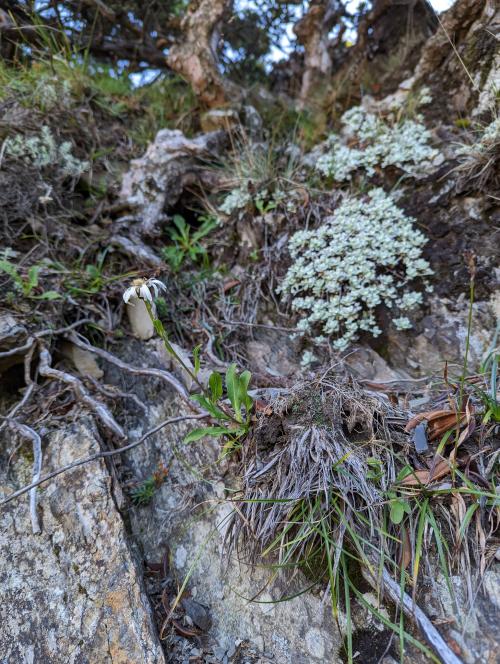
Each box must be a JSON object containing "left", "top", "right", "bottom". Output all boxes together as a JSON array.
[
  {"left": 219, "top": 185, "right": 285, "bottom": 216},
  {"left": 278, "top": 188, "right": 432, "bottom": 351},
  {"left": 4, "top": 125, "right": 88, "bottom": 177},
  {"left": 316, "top": 105, "right": 437, "bottom": 182},
  {"left": 219, "top": 186, "right": 252, "bottom": 214},
  {"left": 300, "top": 350, "right": 318, "bottom": 369}
]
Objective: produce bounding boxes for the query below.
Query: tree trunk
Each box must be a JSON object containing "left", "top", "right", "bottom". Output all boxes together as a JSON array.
[
  {"left": 328, "top": 0, "right": 437, "bottom": 108},
  {"left": 412, "top": 0, "right": 498, "bottom": 117},
  {"left": 167, "top": 0, "right": 239, "bottom": 108},
  {"left": 294, "top": 0, "right": 344, "bottom": 108}
]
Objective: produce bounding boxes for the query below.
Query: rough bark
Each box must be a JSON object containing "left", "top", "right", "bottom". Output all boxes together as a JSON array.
[
  {"left": 294, "top": 0, "right": 344, "bottom": 108},
  {"left": 329, "top": 0, "right": 437, "bottom": 106},
  {"left": 167, "top": 0, "right": 239, "bottom": 108},
  {"left": 413, "top": 0, "right": 487, "bottom": 83},
  {"left": 412, "top": 0, "right": 498, "bottom": 117}
]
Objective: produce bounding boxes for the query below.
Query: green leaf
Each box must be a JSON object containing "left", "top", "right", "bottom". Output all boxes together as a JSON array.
[
  {"left": 193, "top": 344, "right": 202, "bottom": 376},
  {"left": 190, "top": 393, "right": 230, "bottom": 421},
  {"left": 192, "top": 216, "right": 218, "bottom": 241},
  {"left": 413, "top": 499, "right": 428, "bottom": 587},
  {"left": 173, "top": 214, "right": 190, "bottom": 242},
  {"left": 0, "top": 259, "right": 19, "bottom": 280},
  {"left": 183, "top": 426, "right": 228, "bottom": 443},
  {"left": 226, "top": 363, "right": 239, "bottom": 416},
  {"left": 209, "top": 371, "right": 223, "bottom": 401},
  {"left": 238, "top": 369, "right": 251, "bottom": 399},
  {"left": 36, "top": 290, "right": 62, "bottom": 300},
  {"left": 27, "top": 265, "right": 41, "bottom": 290},
  {"left": 162, "top": 246, "right": 184, "bottom": 271},
  {"left": 389, "top": 499, "right": 411, "bottom": 525},
  {"left": 396, "top": 465, "right": 413, "bottom": 483}
]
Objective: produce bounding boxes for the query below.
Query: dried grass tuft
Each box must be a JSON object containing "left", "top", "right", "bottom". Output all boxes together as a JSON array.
[{"left": 225, "top": 372, "right": 407, "bottom": 574}]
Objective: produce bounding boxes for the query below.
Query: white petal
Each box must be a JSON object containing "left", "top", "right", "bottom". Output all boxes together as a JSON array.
[
  {"left": 151, "top": 279, "right": 166, "bottom": 293},
  {"left": 139, "top": 284, "right": 152, "bottom": 302},
  {"left": 123, "top": 287, "right": 135, "bottom": 304}
]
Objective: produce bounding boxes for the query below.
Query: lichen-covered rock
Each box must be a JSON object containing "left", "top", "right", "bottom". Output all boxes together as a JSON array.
[
  {"left": 387, "top": 295, "right": 498, "bottom": 375},
  {"left": 427, "top": 570, "right": 500, "bottom": 664},
  {"left": 0, "top": 419, "right": 164, "bottom": 664}
]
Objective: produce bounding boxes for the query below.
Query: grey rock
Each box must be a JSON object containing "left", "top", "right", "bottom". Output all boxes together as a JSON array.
[
  {"left": 125, "top": 382, "right": 343, "bottom": 664},
  {"left": 0, "top": 313, "right": 27, "bottom": 350},
  {"left": 0, "top": 313, "right": 28, "bottom": 372},
  {"left": 388, "top": 296, "right": 498, "bottom": 376},
  {"left": 0, "top": 419, "right": 164, "bottom": 664},
  {"left": 429, "top": 570, "right": 500, "bottom": 664},
  {"left": 182, "top": 598, "right": 212, "bottom": 631}
]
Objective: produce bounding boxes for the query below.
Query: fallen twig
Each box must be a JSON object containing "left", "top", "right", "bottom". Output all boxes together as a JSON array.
[
  {"left": 38, "top": 345, "right": 125, "bottom": 439},
  {"left": 0, "top": 414, "right": 207, "bottom": 507},
  {"left": 85, "top": 376, "right": 148, "bottom": 414},
  {"left": 0, "top": 382, "right": 36, "bottom": 435}
]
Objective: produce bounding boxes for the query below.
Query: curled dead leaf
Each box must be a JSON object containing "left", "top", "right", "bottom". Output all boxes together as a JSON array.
[
  {"left": 223, "top": 279, "right": 240, "bottom": 293},
  {"left": 405, "top": 409, "right": 467, "bottom": 441},
  {"left": 400, "top": 459, "right": 451, "bottom": 486},
  {"left": 255, "top": 399, "right": 273, "bottom": 416}
]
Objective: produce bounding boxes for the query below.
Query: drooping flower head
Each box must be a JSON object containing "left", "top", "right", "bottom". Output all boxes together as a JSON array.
[{"left": 123, "top": 278, "right": 166, "bottom": 304}]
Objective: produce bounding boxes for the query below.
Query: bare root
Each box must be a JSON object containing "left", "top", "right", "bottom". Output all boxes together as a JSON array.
[{"left": 38, "top": 345, "right": 125, "bottom": 439}]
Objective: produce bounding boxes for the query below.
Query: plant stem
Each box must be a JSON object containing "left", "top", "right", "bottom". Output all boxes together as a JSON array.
[
  {"left": 144, "top": 300, "right": 242, "bottom": 426},
  {"left": 459, "top": 274, "right": 475, "bottom": 410},
  {"left": 144, "top": 300, "right": 206, "bottom": 393}
]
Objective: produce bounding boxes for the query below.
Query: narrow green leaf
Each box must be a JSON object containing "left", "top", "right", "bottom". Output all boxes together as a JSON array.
[
  {"left": 193, "top": 344, "right": 202, "bottom": 376},
  {"left": 238, "top": 369, "right": 252, "bottom": 412},
  {"left": 190, "top": 393, "right": 230, "bottom": 421},
  {"left": 458, "top": 503, "right": 478, "bottom": 543},
  {"left": 36, "top": 290, "right": 61, "bottom": 300},
  {"left": 0, "top": 259, "right": 19, "bottom": 279},
  {"left": 183, "top": 426, "right": 228, "bottom": 443},
  {"left": 413, "top": 499, "right": 428, "bottom": 589},
  {"left": 209, "top": 371, "right": 223, "bottom": 401},
  {"left": 426, "top": 508, "right": 455, "bottom": 609},
  {"left": 226, "top": 363, "right": 239, "bottom": 417},
  {"left": 27, "top": 265, "right": 40, "bottom": 289}
]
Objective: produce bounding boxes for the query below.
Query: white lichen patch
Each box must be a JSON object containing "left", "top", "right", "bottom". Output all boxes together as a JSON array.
[
  {"left": 316, "top": 104, "right": 437, "bottom": 182},
  {"left": 278, "top": 189, "right": 432, "bottom": 351},
  {"left": 4, "top": 125, "right": 88, "bottom": 177},
  {"left": 219, "top": 185, "right": 286, "bottom": 216},
  {"left": 219, "top": 186, "right": 252, "bottom": 214}
]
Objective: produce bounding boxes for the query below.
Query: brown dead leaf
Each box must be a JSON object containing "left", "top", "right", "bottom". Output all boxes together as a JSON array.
[
  {"left": 400, "top": 526, "right": 412, "bottom": 570},
  {"left": 295, "top": 186, "right": 310, "bottom": 207},
  {"left": 400, "top": 458, "right": 451, "bottom": 486},
  {"left": 255, "top": 399, "right": 273, "bottom": 416},
  {"left": 405, "top": 409, "right": 466, "bottom": 441},
  {"left": 223, "top": 279, "right": 241, "bottom": 292},
  {"left": 172, "top": 620, "right": 202, "bottom": 639}
]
